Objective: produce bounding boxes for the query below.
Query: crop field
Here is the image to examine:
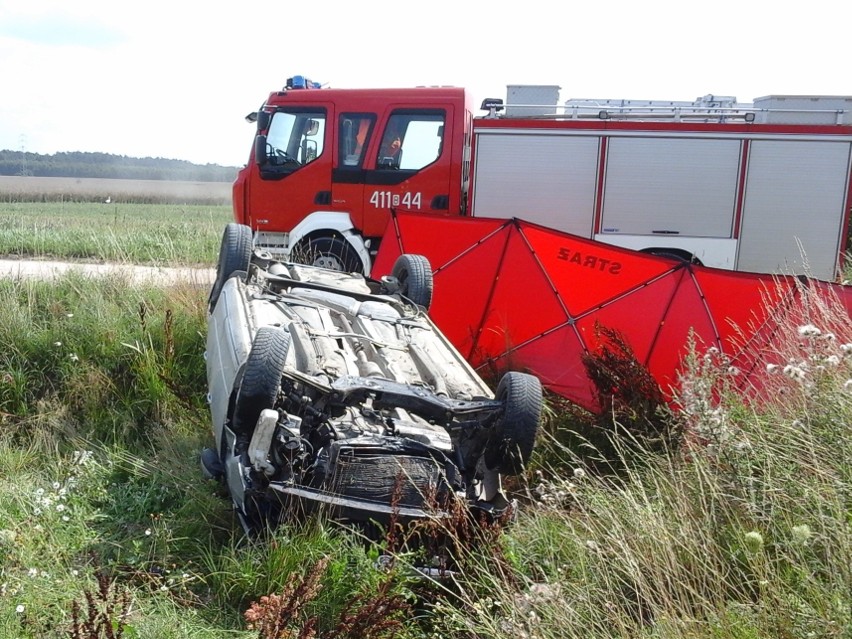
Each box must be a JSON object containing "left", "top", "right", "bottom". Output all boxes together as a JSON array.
[
  {"left": 0, "top": 201, "right": 231, "bottom": 265},
  {"left": 0, "top": 175, "right": 232, "bottom": 205}
]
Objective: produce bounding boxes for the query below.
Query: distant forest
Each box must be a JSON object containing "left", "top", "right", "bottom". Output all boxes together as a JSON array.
[{"left": 0, "top": 150, "right": 239, "bottom": 182}]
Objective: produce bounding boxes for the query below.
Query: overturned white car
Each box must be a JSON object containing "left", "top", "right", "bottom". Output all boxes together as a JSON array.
[{"left": 202, "top": 223, "right": 543, "bottom": 536}]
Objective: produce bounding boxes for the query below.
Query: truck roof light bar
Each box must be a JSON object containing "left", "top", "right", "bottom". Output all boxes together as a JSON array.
[{"left": 286, "top": 75, "right": 323, "bottom": 90}]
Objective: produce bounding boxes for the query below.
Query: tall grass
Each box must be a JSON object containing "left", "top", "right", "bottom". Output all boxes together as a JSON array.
[
  {"left": 0, "top": 271, "right": 849, "bottom": 637},
  {"left": 0, "top": 202, "right": 230, "bottom": 265},
  {"left": 0, "top": 275, "right": 423, "bottom": 638},
  {"left": 433, "top": 296, "right": 852, "bottom": 639}
]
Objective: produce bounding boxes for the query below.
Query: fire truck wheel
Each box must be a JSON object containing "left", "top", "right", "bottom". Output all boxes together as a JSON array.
[
  {"left": 391, "top": 254, "right": 433, "bottom": 310},
  {"left": 646, "top": 249, "right": 699, "bottom": 265},
  {"left": 232, "top": 327, "right": 290, "bottom": 436},
  {"left": 209, "top": 223, "right": 253, "bottom": 311},
  {"left": 484, "top": 371, "right": 542, "bottom": 476},
  {"left": 295, "top": 235, "right": 363, "bottom": 273}
]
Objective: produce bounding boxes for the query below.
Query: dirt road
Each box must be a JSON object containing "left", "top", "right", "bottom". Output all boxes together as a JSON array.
[{"left": 0, "top": 258, "right": 216, "bottom": 285}]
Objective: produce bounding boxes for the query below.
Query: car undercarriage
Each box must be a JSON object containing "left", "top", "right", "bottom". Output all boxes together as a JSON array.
[{"left": 202, "top": 223, "right": 543, "bottom": 546}]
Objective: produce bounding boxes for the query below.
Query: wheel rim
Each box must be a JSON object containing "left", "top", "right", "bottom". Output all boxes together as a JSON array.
[
  {"left": 313, "top": 254, "right": 346, "bottom": 270},
  {"left": 295, "top": 236, "right": 362, "bottom": 273}
]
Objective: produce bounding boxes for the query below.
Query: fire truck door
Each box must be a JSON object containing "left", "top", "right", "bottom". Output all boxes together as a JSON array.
[
  {"left": 247, "top": 107, "right": 333, "bottom": 233},
  {"left": 333, "top": 109, "right": 453, "bottom": 239},
  {"left": 330, "top": 114, "right": 375, "bottom": 226}
]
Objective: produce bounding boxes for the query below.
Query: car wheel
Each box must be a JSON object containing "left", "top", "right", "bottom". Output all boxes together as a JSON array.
[
  {"left": 484, "top": 372, "right": 543, "bottom": 476},
  {"left": 392, "top": 254, "right": 433, "bottom": 310},
  {"left": 209, "top": 223, "right": 253, "bottom": 311},
  {"left": 232, "top": 326, "right": 290, "bottom": 435},
  {"left": 294, "top": 235, "right": 363, "bottom": 273}
]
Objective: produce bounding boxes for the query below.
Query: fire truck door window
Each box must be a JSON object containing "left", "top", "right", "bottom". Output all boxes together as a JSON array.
[
  {"left": 377, "top": 112, "right": 445, "bottom": 170},
  {"left": 266, "top": 110, "right": 326, "bottom": 167},
  {"left": 339, "top": 114, "right": 375, "bottom": 167}
]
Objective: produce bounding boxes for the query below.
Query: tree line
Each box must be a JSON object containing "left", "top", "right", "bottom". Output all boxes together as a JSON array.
[{"left": 0, "top": 150, "right": 238, "bottom": 182}]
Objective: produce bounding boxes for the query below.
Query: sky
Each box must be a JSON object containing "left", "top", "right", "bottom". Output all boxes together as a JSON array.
[{"left": 1, "top": 0, "right": 849, "bottom": 168}]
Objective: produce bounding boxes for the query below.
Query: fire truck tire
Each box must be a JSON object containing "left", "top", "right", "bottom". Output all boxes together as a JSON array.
[
  {"left": 646, "top": 249, "right": 699, "bottom": 265},
  {"left": 209, "top": 223, "right": 253, "bottom": 311},
  {"left": 391, "top": 254, "right": 433, "bottom": 310},
  {"left": 484, "top": 371, "right": 542, "bottom": 476},
  {"left": 295, "top": 235, "right": 363, "bottom": 273},
  {"left": 232, "top": 326, "right": 290, "bottom": 436}
]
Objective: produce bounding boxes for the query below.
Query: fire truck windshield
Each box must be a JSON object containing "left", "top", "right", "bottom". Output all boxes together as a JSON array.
[{"left": 265, "top": 109, "right": 326, "bottom": 167}]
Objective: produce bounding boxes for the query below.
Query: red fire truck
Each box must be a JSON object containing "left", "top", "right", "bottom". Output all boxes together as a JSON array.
[{"left": 232, "top": 76, "right": 852, "bottom": 281}]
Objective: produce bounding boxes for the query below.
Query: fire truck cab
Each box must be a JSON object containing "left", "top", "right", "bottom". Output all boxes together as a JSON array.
[
  {"left": 234, "top": 77, "right": 852, "bottom": 281},
  {"left": 232, "top": 76, "right": 472, "bottom": 274}
]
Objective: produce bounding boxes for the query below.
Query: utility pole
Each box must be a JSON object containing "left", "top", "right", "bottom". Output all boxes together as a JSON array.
[{"left": 18, "top": 134, "right": 30, "bottom": 177}]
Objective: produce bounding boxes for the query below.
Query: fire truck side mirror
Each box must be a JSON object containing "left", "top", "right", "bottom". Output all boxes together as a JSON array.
[
  {"left": 256, "top": 111, "right": 271, "bottom": 131},
  {"left": 255, "top": 134, "right": 269, "bottom": 166}
]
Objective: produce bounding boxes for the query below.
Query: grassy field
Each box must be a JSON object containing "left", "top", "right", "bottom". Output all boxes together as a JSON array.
[
  {"left": 0, "top": 201, "right": 231, "bottom": 265},
  {"left": 0, "top": 202, "right": 849, "bottom": 637}
]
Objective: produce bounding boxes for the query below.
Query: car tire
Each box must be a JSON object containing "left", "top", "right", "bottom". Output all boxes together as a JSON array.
[
  {"left": 209, "top": 223, "right": 253, "bottom": 311},
  {"left": 294, "top": 235, "right": 363, "bottom": 274},
  {"left": 232, "top": 326, "right": 290, "bottom": 435},
  {"left": 392, "top": 254, "right": 433, "bottom": 310},
  {"left": 484, "top": 372, "right": 542, "bottom": 476}
]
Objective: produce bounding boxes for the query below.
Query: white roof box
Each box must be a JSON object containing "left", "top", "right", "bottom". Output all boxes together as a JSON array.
[
  {"left": 753, "top": 95, "right": 852, "bottom": 125},
  {"left": 506, "top": 85, "right": 561, "bottom": 117}
]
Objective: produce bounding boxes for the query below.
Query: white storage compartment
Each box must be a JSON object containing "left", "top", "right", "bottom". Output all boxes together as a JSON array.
[
  {"left": 506, "top": 85, "right": 561, "bottom": 117},
  {"left": 471, "top": 130, "right": 599, "bottom": 237},
  {"left": 753, "top": 95, "right": 852, "bottom": 125}
]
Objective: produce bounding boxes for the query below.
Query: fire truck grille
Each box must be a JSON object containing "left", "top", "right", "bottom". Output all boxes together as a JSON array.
[{"left": 330, "top": 454, "right": 446, "bottom": 509}]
